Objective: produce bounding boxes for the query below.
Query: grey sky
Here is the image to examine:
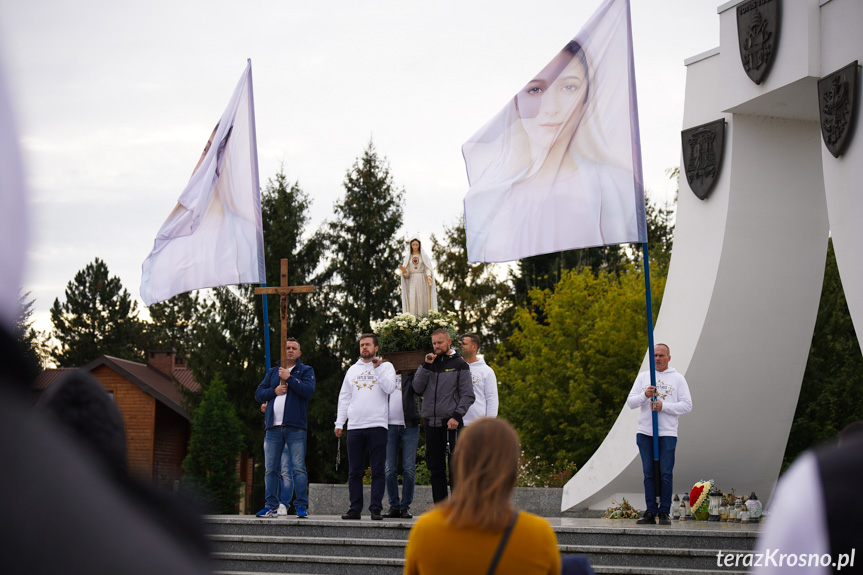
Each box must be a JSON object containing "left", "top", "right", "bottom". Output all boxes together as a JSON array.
[{"left": 0, "top": 0, "right": 721, "bottom": 333}]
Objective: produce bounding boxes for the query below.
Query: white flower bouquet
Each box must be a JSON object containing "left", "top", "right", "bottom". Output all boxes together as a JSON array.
[{"left": 371, "top": 309, "right": 458, "bottom": 352}]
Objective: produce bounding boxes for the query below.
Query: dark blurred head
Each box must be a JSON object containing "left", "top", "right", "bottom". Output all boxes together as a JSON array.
[{"left": 37, "top": 370, "right": 128, "bottom": 477}]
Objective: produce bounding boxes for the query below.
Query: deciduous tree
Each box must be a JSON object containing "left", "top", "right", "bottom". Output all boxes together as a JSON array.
[{"left": 497, "top": 265, "right": 666, "bottom": 468}]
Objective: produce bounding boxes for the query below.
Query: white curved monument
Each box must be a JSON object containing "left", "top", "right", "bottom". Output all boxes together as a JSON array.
[{"left": 563, "top": 0, "right": 862, "bottom": 512}]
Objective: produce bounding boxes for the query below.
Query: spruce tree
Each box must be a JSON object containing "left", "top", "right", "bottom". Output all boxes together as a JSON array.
[
  {"left": 146, "top": 291, "right": 203, "bottom": 359},
  {"left": 430, "top": 217, "right": 510, "bottom": 356},
  {"left": 182, "top": 373, "right": 244, "bottom": 513},
  {"left": 50, "top": 258, "right": 144, "bottom": 366},
  {"left": 325, "top": 140, "right": 404, "bottom": 359}
]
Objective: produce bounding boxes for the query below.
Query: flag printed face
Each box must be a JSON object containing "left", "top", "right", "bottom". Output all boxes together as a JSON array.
[
  {"left": 140, "top": 61, "right": 265, "bottom": 305},
  {"left": 462, "top": 0, "right": 646, "bottom": 263}
]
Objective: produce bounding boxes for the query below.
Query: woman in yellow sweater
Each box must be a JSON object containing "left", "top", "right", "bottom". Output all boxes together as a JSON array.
[{"left": 403, "top": 417, "right": 561, "bottom": 575}]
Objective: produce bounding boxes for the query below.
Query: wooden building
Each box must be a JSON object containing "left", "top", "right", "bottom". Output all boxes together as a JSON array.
[{"left": 33, "top": 350, "right": 254, "bottom": 512}]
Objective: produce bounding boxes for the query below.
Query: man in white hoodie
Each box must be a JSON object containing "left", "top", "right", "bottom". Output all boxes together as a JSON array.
[
  {"left": 626, "top": 343, "right": 692, "bottom": 526},
  {"left": 460, "top": 333, "right": 499, "bottom": 426},
  {"left": 334, "top": 334, "right": 397, "bottom": 520}
]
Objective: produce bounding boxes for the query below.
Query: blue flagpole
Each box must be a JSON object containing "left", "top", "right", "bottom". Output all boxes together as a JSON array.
[
  {"left": 261, "top": 285, "right": 272, "bottom": 370},
  {"left": 642, "top": 242, "right": 660, "bottom": 500},
  {"left": 247, "top": 57, "right": 271, "bottom": 372}
]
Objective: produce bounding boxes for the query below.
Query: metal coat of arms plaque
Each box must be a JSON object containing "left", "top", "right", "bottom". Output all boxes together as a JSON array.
[
  {"left": 737, "top": 0, "right": 781, "bottom": 85},
  {"left": 818, "top": 61, "right": 858, "bottom": 159},
  {"left": 682, "top": 120, "right": 726, "bottom": 201}
]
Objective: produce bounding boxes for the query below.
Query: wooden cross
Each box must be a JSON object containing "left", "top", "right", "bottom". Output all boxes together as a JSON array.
[{"left": 254, "top": 259, "right": 314, "bottom": 382}]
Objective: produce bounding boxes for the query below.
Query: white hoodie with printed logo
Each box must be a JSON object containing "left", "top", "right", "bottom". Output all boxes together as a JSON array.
[
  {"left": 335, "top": 359, "right": 397, "bottom": 431},
  {"left": 626, "top": 366, "right": 692, "bottom": 437}
]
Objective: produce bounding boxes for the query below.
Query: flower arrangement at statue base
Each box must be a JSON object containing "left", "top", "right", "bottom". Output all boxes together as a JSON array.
[
  {"left": 689, "top": 479, "right": 714, "bottom": 521},
  {"left": 372, "top": 309, "right": 458, "bottom": 353},
  {"left": 603, "top": 497, "right": 640, "bottom": 519}
]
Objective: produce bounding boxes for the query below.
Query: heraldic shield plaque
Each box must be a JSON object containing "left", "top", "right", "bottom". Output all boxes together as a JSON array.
[
  {"left": 818, "top": 61, "right": 858, "bottom": 159},
  {"left": 682, "top": 120, "right": 725, "bottom": 201},
  {"left": 737, "top": 0, "right": 781, "bottom": 85}
]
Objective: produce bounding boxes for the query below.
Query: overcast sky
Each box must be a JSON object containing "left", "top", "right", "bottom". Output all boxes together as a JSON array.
[{"left": 0, "top": 0, "right": 722, "bottom": 333}]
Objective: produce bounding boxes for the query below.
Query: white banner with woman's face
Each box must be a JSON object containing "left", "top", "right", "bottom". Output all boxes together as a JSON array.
[{"left": 462, "top": 0, "right": 646, "bottom": 263}]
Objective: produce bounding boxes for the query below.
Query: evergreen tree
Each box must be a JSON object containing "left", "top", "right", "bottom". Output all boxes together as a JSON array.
[
  {"left": 258, "top": 168, "right": 332, "bottom": 365},
  {"left": 182, "top": 373, "right": 244, "bottom": 513},
  {"left": 257, "top": 168, "right": 343, "bottom": 483},
  {"left": 15, "top": 291, "right": 46, "bottom": 374},
  {"left": 430, "top": 216, "right": 510, "bottom": 357},
  {"left": 783, "top": 239, "right": 863, "bottom": 470},
  {"left": 186, "top": 286, "right": 262, "bottom": 453},
  {"left": 325, "top": 140, "right": 404, "bottom": 358},
  {"left": 50, "top": 258, "right": 144, "bottom": 366},
  {"left": 146, "top": 291, "right": 203, "bottom": 358}
]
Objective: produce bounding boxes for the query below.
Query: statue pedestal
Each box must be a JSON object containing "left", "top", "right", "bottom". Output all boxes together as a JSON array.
[{"left": 382, "top": 350, "right": 428, "bottom": 374}]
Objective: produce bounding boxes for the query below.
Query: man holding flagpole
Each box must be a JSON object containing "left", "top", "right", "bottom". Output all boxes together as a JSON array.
[
  {"left": 255, "top": 338, "right": 316, "bottom": 518},
  {"left": 626, "top": 344, "right": 692, "bottom": 525},
  {"left": 461, "top": 0, "right": 671, "bottom": 524}
]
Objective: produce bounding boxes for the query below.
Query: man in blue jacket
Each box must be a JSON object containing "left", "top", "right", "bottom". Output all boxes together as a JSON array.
[{"left": 254, "top": 338, "right": 316, "bottom": 518}]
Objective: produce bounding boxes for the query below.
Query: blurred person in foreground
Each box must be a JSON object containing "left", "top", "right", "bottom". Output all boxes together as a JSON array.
[
  {"left": 403, "top": 417, "right": 561, "bottom": 575},
  {"left": 751, "top": 422, "right": 863, "bottom": 575}
]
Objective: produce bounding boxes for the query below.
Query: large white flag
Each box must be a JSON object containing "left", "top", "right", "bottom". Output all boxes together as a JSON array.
[
  {"left": 0, "top": 55, "right": 29, "bottom": 330},
  {"left": 140, "top": 60, "right": 265, "bottom": 305},
  {"left": 463, "top": 0, "right": 646, "bottom": 263}
]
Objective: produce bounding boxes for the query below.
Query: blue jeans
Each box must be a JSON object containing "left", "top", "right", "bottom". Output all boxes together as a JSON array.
[
  {"left": 347, "top": 427, "right": 388, "bottom": 513},
  {"left": 636, "top": 433, "right": 677, "bottom": 514},
  {"left": 264, "top": 426, "right": 308, "bottom": 510},
  {"left": 385, "top": 424, "right": 420, "bottom": 510}
]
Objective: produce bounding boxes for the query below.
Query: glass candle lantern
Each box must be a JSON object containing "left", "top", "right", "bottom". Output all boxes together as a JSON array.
[
  {"left": 672, "top": 494, "right": 680, "bottom": 520},
  {"left": 746, "top": 492, "right": 763, "bottom": 523},
  {"left": 682, "top": 494, "right": 691, "bottom": 520},
  {"left": 708, "top": 488, "right": 722, "bottom": 521}
]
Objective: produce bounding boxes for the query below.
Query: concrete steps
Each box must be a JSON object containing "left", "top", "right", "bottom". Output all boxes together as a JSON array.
[{"left": 206, "top": 515, "right": 759, "bottom": 575}]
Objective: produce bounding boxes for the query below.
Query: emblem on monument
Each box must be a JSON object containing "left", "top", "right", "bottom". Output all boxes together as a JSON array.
[
  {"left": 736, "top": 0, "right": 780, "bottom": 85},
  {"left": 682, "top": 120, "right": 725, "bottom": 201},
  {"left": 818, "top": 61, "right": 858, "bottom": 159}
]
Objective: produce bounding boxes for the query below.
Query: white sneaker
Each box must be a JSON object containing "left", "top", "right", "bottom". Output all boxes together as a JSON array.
[{"left": 277, "top": 504, "right": 288, "bottom": 516}]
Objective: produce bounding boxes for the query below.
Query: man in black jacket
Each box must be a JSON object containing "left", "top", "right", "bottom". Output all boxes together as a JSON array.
[{"left": 412, "top": 328, "right": 475, "bottom": 502}]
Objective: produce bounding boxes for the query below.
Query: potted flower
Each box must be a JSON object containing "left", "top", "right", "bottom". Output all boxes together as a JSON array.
[{"left": 372, "top": 310, "right": 458, "bottom": 373}]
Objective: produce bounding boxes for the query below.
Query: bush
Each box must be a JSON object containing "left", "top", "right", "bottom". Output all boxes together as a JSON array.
[{"left": 181, "top": 374, "right": 244, "bottom": 513}]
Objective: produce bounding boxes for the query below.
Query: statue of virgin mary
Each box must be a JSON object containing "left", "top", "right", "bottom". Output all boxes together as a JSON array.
[{"left": 398, "top": 238, "right": 438, "bottom": 316}]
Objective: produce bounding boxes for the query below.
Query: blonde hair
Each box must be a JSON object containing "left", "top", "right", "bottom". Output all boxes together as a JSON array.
[{"left": 438, "top": 417, "right": 520, "bottom": 531}]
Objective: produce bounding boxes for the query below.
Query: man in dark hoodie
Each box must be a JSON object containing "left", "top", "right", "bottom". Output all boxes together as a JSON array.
[
  {"left": 412, "top": 328, "right": 475, "bottom": 502},
  {"left": 254, "top": 338, "right": 316, "bottom": 518}
]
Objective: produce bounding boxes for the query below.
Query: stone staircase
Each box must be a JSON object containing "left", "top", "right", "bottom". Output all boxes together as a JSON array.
[{"left": 206, "top": 515, "right": 759, "bottom": 575}]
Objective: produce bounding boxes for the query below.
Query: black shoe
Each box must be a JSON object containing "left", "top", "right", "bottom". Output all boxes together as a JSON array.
[
  {"left": 385, "top": 507, "right": 401, "bottom": 518},
  {"left": 341, "top": 509, "right": 361, "bottom": 520},
  {"left": 370, "top": 509, "right": 383, "bottom": 521},
  {"left": 636, "top": 512, "right": 656, "bottom": 524},
  {"left": 658, "top": 512, "right": 671, "bottom": 525},
  {"left": 400, "top": 508, "right": 413, "bottom": 519}
]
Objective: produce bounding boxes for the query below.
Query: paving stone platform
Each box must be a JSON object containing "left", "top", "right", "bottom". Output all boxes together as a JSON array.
[{"left": 206, "top": 514, "right": 761, "bottom": 575}]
